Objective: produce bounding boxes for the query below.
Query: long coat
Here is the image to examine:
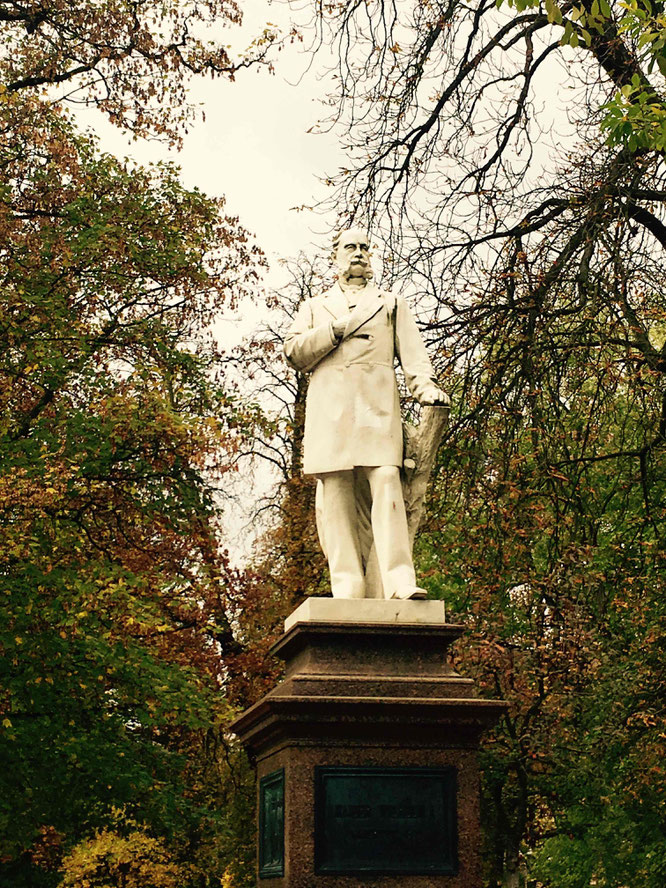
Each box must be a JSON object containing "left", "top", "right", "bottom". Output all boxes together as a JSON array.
[{"left": 283, "top": 282, "right": 438, "bottom": 475}]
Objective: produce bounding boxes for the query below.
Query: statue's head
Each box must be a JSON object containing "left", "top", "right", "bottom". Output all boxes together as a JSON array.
[{"left": 332, "top": 227, "right": 373, "bottom": 282}]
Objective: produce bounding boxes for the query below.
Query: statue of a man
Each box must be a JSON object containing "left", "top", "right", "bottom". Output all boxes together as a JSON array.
[{"left": 284, "top": 229, "right": 447, "bottom": 600}]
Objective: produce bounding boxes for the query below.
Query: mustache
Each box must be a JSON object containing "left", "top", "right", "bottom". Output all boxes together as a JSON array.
[
  {"left": 343, "top": 257, "right": 369, "bottom": 266},
  {"left": 339, "top": 261, "right": 373, "bottom": 280}
]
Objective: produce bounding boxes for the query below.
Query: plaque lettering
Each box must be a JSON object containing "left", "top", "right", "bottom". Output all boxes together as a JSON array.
[{"left": 314, "top": 766, "right": 457, "bottom": 875}]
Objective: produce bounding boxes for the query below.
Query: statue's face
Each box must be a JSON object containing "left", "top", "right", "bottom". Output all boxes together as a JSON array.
[{"left": 335, "top": 229, "right": 372, "bottom": 280}]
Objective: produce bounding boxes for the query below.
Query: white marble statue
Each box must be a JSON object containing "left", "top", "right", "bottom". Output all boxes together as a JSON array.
[{"left": 283, "top": 229, "right": 448, "bottom": 600}]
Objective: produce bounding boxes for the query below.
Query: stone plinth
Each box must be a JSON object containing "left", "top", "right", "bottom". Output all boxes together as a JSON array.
[
  {"left": 230, "top": 600, "right": 504, "bottom": 888},
  {"left": 284, "top": 597, "right": 447, "bottom": 631}
]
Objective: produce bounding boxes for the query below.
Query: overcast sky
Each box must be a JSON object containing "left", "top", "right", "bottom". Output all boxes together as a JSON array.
[{"left": 77, "top": 1, "right": 342, "bottom": 274}]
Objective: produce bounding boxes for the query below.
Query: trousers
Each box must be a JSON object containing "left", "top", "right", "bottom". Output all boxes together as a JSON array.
[{"left": 316, "top": 465, "right": 418, "bottom": 599}]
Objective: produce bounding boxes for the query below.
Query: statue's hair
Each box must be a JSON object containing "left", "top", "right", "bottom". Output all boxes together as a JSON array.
[{"left": 331, "top": 227, "right": 370, "bottom": 259}]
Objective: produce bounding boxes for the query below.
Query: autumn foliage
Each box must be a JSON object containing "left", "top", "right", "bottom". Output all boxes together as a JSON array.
[
  {"left": 0, "top": 2, "right": 272, "bottom": 887},
  {"left": 0, "top": 0, "right": 277, "bottom": 142},
  {"left": 3, "top": 1, "right": 666, "bottom": 887}
]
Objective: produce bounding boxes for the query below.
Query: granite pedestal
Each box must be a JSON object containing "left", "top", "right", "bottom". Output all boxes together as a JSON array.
[{"left": 230, "top": 599, "right": 504, "bottom": 888}]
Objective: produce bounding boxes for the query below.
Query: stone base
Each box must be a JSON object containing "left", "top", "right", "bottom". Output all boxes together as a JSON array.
[
  {"left": 285, "top": 597, "right": 447, "bottom": 631},
  {"left": 230, "top": 603, "right": 504, "bottom": 888},
  {"left": 257, "top": 743, "right": 479, "bottom": 888}
]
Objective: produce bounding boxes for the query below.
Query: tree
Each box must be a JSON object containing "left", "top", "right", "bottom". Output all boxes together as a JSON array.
[
  {"left": 0, "top": 0, "right": 277, "bottom": 142},
  {"left": 243, "top": 257, "right": 330, "bottom": 599},
  {"left": 218, "top": 256, "right": 331, "bottom": 708},
  {"left": 60, "top": 817, "right": 183, "bottom": 888},
  {"left": 0, "top": 3, "right": 270, "bottom": 886},
  {"left": 0, "top": 100, "right": 262, "bottom": 887},
  {"left": 296, "top": 2, "right": 666, "bottom": 885}
]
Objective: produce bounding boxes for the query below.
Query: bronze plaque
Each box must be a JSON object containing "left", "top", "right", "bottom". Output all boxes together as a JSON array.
[
  {"left": 315, "top": 766, "right": 457, "bottom": 875},
  {"left": 259, "top": 769, "right": 284, "bottom": 878}
]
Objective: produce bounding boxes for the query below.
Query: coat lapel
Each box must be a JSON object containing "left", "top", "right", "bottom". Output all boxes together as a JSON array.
[
  {"left": 320, "top": 284, "right": 349, "bottom": 320},
  {"left": 343, "top": 283, "right": 384, "bottom": 338}
]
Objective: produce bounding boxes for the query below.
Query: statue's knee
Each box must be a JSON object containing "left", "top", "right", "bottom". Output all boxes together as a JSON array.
[{"left": 371, "top": 465, "right": 400, "bottom": 485}]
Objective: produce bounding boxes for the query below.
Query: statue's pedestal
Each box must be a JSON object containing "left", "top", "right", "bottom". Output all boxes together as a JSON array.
[{"left": 230, "top": 599, "right": 504, "bottom": 888}]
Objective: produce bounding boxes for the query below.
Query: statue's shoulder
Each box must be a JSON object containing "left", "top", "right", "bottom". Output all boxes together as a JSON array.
[
  {"left": 307, "top": 285, "right": 345, "bottom": 318},
  {"left": 310, "top": 288, "right": 335, "bottom": 307},
  {"left": 293, "top": 290, "right": 329, "bottom": 318},
  {"left": 378, "top": 287, "right": 398, "bottom": 311}
]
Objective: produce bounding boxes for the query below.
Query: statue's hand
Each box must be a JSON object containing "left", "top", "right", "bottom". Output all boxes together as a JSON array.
[
  {"left": 332, "top": 315, "right": 352, "bottom": 340},
  {"left": 420, "top": 386, "right": 450, "bottom": 407}
]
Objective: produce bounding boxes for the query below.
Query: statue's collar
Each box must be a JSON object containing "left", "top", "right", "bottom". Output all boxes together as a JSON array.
[
  {"left": 338, "top": 277, "right": 373, "bottom": 303},
  {"left": 319, "top": 283, "right": 384, "bottom": 338},
  {"left": 322, "top": 281, "right": 380, "bottom": 315}
]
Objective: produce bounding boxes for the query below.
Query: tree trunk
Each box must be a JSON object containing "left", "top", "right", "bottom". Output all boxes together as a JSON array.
[
  {"left": 503, "top": 848, "right": 521, "bottom": 888},
  {"left": 402, "top": 404, "right": 450, "bottom": 544}
]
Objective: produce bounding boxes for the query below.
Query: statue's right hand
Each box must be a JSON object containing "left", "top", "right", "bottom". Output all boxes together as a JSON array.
[{"left": 332, "top": 315, "right": 352, "bottom": 340}]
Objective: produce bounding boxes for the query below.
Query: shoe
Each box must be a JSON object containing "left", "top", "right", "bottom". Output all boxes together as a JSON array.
[{"left": 391, "top": 587, "right": 427, "bottom": 600}]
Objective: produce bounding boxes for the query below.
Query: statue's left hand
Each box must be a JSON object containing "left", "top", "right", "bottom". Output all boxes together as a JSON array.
[{"left": 420, "top": 386, "right": 450, "bottom": 407}]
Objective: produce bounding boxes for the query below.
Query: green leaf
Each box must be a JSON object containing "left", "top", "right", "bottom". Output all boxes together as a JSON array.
[{"left": 546, "top": 0, "right": 563, "bottom": 24}]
